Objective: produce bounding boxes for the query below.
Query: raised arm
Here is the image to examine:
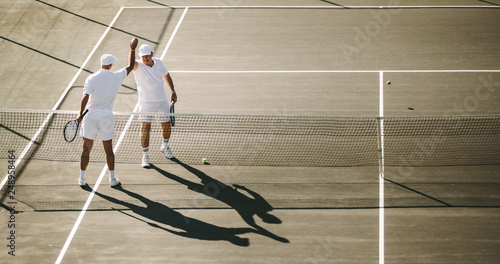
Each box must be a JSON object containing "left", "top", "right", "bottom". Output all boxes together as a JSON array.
[{"left": 126, "top": 37, "right": 138, "bottom": 75}]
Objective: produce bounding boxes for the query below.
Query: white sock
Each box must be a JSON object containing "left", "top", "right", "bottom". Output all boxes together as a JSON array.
[
  {"left": 142, "top": 147, "right": 149, "bottom": 153},
  {"left": 80, "top": 170, "right": 85, "bottom": 180},
  {"left": 109, "top": 170, "right": 116, "bottom": 180},
  {"left": 163, "top": 139, "right": 169, "bottom": 146}
]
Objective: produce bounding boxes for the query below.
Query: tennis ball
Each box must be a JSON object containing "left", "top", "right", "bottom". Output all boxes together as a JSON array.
[
  {"left": 202, "top": 158, "right": 208, "bottom": 164},
  {"left": 387, "top": 81, "right": 391, "bottom": 85}
]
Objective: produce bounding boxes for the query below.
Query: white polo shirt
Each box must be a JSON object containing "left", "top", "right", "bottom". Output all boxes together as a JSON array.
[
  {"left": 83, "top": 68, "right": 127, "bottom": 110},
  {"left": 133, "top": 57, "right": 169, "bottom": 104}
]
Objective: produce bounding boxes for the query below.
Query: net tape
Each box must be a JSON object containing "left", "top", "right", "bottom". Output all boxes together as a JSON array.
[{"left": 1, "top": 109, "right": 499, "bottom": 167}]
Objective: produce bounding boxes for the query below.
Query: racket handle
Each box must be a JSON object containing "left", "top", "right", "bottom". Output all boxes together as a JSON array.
[{"left": 80, "top": 109, "right": 89, "bottom": 119}]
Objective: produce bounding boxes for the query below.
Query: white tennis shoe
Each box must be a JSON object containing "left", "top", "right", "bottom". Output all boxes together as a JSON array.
[
  {"left": 142, "top": 152, "right": 150, "bottom": 168},
  {"left": 78, "top": 178, "right": 86, "bottom": 186},
  {"left": 109, "top": 178, "right": 120, "bottom": 187},
  {"left": 161, "top": 143, "right": 174, "bottom": 159}
]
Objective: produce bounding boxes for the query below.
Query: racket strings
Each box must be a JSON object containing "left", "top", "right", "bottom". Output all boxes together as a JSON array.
[{"left": 64, "top": 120, "right": 78, "bottom": 142}]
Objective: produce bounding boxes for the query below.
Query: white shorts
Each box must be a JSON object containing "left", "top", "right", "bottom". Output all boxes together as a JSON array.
[
  {"left": 138, "top": 101, "right": 171, "bottom": 123},
  {"left": 80, "top": 109, "right": 115, "bottom": 141}
]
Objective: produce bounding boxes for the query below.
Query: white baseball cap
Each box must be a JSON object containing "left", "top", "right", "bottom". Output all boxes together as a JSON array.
[
  {"left": 100, "top": 54, "right": 118, "bottom": 66},
  {"left": 138, "top": 44, "right": 153, "bottom": 57}
]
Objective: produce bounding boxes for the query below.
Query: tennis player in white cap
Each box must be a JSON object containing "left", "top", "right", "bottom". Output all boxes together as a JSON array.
[
  {"left": 77, "top": 38, "right": 138, "bottom": 187},
  {"left": 132, "top": 44, "right": 177, "bottom": 168}
]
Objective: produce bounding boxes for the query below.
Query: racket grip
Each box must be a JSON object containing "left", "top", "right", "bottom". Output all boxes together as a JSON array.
[{"left": 80, "top": 109, "right": 89, "bottom": 119}]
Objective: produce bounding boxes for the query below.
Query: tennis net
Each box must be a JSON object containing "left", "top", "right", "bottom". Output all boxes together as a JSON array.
[{"left": 0, "top": 109, "right": 499, "bottom": 167}]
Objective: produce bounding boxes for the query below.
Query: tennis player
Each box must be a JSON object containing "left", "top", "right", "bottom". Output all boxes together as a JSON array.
[
  {"left": 132, "top": 44, "right": 177, "bottom": 168},
  {"left": 77, "top": 38, "right": 138, "bottom": 187}
]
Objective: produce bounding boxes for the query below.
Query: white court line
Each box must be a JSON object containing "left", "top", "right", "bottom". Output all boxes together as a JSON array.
[
  {"left": 53, "top": 7, "right": 126, "bottom": 264},
  {"left": 160, "top": 7, "right": 189, "bottom": 60},
  {"left": 54, "top": 7, "right": 189, "bottom": 264},
  {"left": 0, "top": 8, "right": 125, "bottom": 197},
  {"left": 378, "top": 71, "right": 385, "bottom": 264},
  {"left": 125, "top": 5, "right": 500, "bottom": 9},
  {"left": 169, "top": 70, "right": 500, "bottom": 73},
  {"left": 53, "top": 104, "right": 140, "bottom": 264}
]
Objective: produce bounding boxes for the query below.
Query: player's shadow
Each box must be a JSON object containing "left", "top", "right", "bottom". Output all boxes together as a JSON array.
[
  {"left": 151, "top": 160, "right": 289, "bottom": 243},
  {"left": 84, "top": 185, "right": 254, "bottom": 246}
]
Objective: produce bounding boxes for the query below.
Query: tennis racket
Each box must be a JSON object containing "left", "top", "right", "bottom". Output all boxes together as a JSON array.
[
  {"left": 64, "top": 109, "right": 88, "bottom": 143},
  {"left": 170, "top": 100, "right": 175, "bottom": 127}
]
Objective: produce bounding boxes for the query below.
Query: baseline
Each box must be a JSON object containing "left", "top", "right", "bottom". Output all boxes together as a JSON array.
[
  {"left": 169, "top": 70, "right": 500, "bottom": 73},
  {"left": 125, "top": 6, "right": 500, "bottom": 9}
]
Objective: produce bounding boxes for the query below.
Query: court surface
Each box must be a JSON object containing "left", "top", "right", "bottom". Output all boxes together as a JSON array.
[{"left": 1, "top": 0, "right": 500, "bottom": 263}]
